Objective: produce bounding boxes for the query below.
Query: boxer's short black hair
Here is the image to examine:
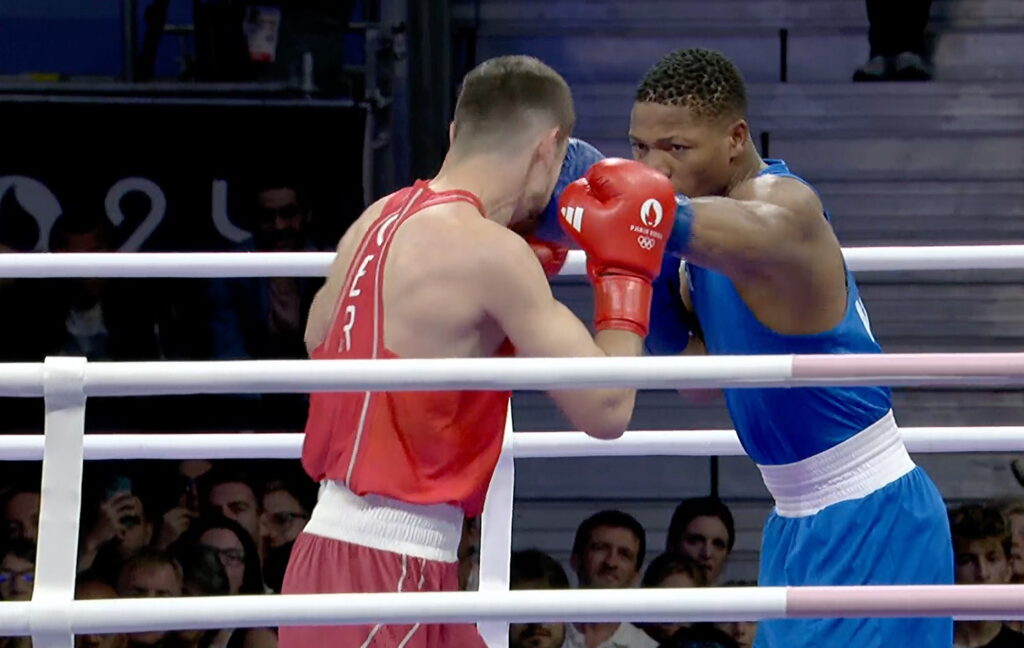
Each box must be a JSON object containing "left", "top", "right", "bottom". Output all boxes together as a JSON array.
[
  {"left": 635, "top": 48, "right": 747, "bottom": 121},
  {"left": 453, "top": 55, "right": 575, "bottom": 149}
]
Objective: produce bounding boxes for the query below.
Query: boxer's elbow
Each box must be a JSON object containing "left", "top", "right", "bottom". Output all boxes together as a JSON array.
[{"left": 580, "top": 390, "right": 634, "bottom": 440}]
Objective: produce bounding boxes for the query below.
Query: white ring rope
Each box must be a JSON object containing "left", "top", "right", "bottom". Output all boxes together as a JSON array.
[
  {"left": 3, "top": 244, "right": 1024, "bottom": 278},
  {"left": 0, "top": 585, "right": 1023, "bottom": 637},
  {"left": 2, "top": 352, "right": 1024, "bottom": 398},
  {"left": 0, "top": 426, "right": 1022, "bottom": 462}
]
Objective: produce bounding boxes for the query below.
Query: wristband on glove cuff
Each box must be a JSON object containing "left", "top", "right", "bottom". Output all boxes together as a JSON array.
[
  {"left": 667, "top": 195, "right": 695, "bottom": 256},
  {"left": 592, "top": 274, "right": 654, "bottom": 337}
]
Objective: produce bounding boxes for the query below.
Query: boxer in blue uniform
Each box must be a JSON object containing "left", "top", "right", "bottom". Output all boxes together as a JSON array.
[
  {"left": 534, "top": 49, "right": 953, "bottom": 647},
  {"left": 632, "top": 48, "right": 953, "bottom": 648}
]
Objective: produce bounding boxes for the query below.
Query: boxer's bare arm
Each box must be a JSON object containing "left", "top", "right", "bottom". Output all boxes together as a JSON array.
[
  {"left": 476, "top": 228, "right": 642, "bottom": 440},
  {"left": 680, "top": 175, "right": 847, "bottom": 333},
  {"left": 683, "top": 175, "right": 835, "bottom": 279}
]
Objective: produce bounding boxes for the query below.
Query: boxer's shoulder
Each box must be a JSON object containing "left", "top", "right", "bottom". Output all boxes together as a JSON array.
[{"left": 731, "top": 173, "right": 824, "bottom": 226}]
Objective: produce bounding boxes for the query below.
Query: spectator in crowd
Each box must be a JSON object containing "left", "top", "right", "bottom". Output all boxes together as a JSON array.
[
  {"left": 79, "top": 474, "right": 153, "bottom": 582},
  {"left": 509, "top": 550, "right": 569, "bottom": 648},
  {"left": 174, "top": 543, "right": 232, "bottom": 648},
  {"left": 42, "top": 213, "right": 163, "bottom": 360},
  {"left": 199, "top": 465, "right": 262, "bottom": 549},
  {"left": 116, "top": 549, "right": 183, "bottom": 648},
  {"left": 207, "top": 179, "right": 325, "bottom": 427},
  {"left": 0, "top": 539, "right": 35, "bottom": 602},
  {"left": 853, "top": 0, "right": 933, "bottom": 81},
  {"left": 568, "top": 510, "right": 656, "bottom": 648},
  {"left": 639, "top": 552, "right": 709, "bottom": 643},
  {"left": 175, "top": 515, "right": 264, "bottom": 595},
  {"left": 458, "top": 517, "right": 481, "bottom": 591},
  {"left": 259, "top": 474, "right": 313, "bottom": 553},
  {"left": 0, "top": 232, "right": 48, "bottom": 364},
  {"left": 715, "top": 582, "right": 758, "bottom": 648},
  {"left": 151, "top": 461, "right": 206, "bottom": 552},
  {"left": 75, "top": 579, "right": 128, "bottom": 648},
  {"left": 949, "top": 504, "right": 1024, "bottom": 647},
  {"left": 658, "top": 625, "right": 738, "bottom": 648},
  {"left": 665, "top": 497, "right": 735, "bottom": 584},
  {"left": 2, "top": 485, "right": 39, "bottom": 544},
  {"left": 1004, "top": 502, "right": 1024, "bottom": 583},
  {"left": 1005, "top": 502, "right": 1024, "bottom": 634},
  {"left": 261, "top": 542, "right": 292, "bottom": 594},
  {"left": 258, "top": 471, "right": 314, "bottom": 593},
  {"left": 209, "top": 178, "right": 323, "bottom": 362},
  {"left": 170, "top": 460, "right": 213, "bottom": 519},
  {"left": 173, "top": 517, "right": 276, "bottom": 647}
]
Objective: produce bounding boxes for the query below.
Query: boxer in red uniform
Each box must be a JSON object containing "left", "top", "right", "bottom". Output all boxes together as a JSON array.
[{"left": 280, "top": 55, "right": 675, "bottom": 648}]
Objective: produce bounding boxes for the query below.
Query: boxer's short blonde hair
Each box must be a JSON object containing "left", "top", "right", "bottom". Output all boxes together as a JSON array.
[{"left": 452, "top": 55, "right": 574, "bottom": 152}]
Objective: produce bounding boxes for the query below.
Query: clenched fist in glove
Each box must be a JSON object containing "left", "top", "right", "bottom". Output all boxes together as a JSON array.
[
  {"left": 557, "top": 158, "right": 676, "bottom": 336},
  {"left": 526, "top": 235, "right": 569, "bottom": 278}
]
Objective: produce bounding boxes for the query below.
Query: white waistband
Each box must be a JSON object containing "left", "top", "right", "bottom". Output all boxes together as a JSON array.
[
  {"left": 304, "top": 481, "right": 463, "bottom": 562},
  {"left": 757, "top": 410, "right": 915, "bottom": 518}
]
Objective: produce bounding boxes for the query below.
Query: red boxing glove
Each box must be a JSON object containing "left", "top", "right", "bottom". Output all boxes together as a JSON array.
[
  {"left": 558, "top": 158, "right": 676, "bottom": 335},
  {"left": 526, "top": 236, "right": 569, "bottom": 278}
]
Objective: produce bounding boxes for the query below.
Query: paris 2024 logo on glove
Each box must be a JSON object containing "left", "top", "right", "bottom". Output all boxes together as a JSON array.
[{"left": 634, "top": 198, "right": 664, "bottom": 250}]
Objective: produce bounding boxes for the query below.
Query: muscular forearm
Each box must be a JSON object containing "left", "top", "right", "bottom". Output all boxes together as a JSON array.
[
  {"left": 668, "top": 196, "right": 805, "bottom": 275},
  {"left": 542, "top": 330, "right": 643, "bottom": 441},
  {"left": 580, "top": 330, "right": 643, "bottom": 439},
  {"left": 595, "top": 328, "right": 643, "bottom": 357}
]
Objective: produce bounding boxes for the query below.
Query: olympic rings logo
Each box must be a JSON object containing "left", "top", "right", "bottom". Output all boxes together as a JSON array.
[{"left": 637, "top": 235, "right": 656, "bottom": 250}]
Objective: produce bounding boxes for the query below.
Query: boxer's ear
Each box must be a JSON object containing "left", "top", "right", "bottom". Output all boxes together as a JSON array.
[
  {"left": 726, "top": 118, "right": 748, "bottom": 160},
  {"left": 534, "top": 126, "right": 562, "bottom": 168}
]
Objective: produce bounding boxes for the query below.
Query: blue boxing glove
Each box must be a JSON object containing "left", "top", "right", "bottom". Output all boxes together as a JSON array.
[
  {"left": 645, "top": 253, "right": 701, "bottom": 355},
  {"left": 533, "top": 137, "right": 606, "bottom": 247}
]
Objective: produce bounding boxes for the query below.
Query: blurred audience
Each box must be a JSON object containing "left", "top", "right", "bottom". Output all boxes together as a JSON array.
[
  {"left": 175, "top": 514, "right": 264, "bottom": 596},
  {"left": 117, "top": 548, "right": 184, "bottom": 648},
  {"left": 209, "top": 178, "right": 322, "bottom": 363},
  {"left": 1004, "top": 502, "right": 1024, "bottom": 584},
  {"left": 657, "top": 625, "right": 738, "bottom": 648},
  {"left": 2, "top": 458, "right": 1024, "bottom": 648},
  {"left": 205, "top": 178, "right": 325, "bottom": 428},
  {"left": 79, "top": 474, "right": 155, "bottom": 582},
  {"left": 949, "top": 504, "right": 1024, "bottom": 647},
  {"left": 2, "top": 485, "right": 39, "bottom": 544},
  {"left": 458, "top": 517, "right": 481, "bottom": 591},
  {"left": 568, "top": 510, "right": 656, "bottom": 648},
  {"left": 199, "top": 465, "right": 262, "bottom": 551},
  {"left": 638, "top": 552, "right": 709, "bottom": 644},
  {"left": 853, "top": 0, "right": 933, "bottom": 81},
  {"left": 666, "top": 497, "right": 735, "bottom": 584},
  {"left": 0, "top": 539, "right": 36, "bottom": 602},
  {"left": 257, "top": 471, "right": 313, "bottom": 593},
  {"left": 174, "top": 543, "right": 233, "bottom": 648},
  {"left": 19, "top": 214, "right": 166, "bottom": 361},
  {"left": 509, "top": 550, "right": 569, "bottom": 648},
  {"left": 259, "top": 473, "right": 313, "bottom": 553},
  {"left": 152, "top": 462, "right": 206, "bottom": 553},
  {"left": 714, "top": 582, "right": 758, "bottom": 648},
  {"left": 75, "top": 579, "right": 128, "bottom": 648}
]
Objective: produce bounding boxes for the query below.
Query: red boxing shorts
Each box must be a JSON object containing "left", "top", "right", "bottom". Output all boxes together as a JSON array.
[{"left": 279, "top": 482, "right": 486, "bottom": 648}]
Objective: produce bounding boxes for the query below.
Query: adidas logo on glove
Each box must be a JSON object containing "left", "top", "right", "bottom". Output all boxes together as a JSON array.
[{"left": 561, "top": 205, "right": 584, "bottom": 232}]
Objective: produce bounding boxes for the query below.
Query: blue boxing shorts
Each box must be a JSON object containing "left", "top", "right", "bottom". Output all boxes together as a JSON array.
[{"left": 754, "top": 411, "right": 954, "bottom": 648}]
